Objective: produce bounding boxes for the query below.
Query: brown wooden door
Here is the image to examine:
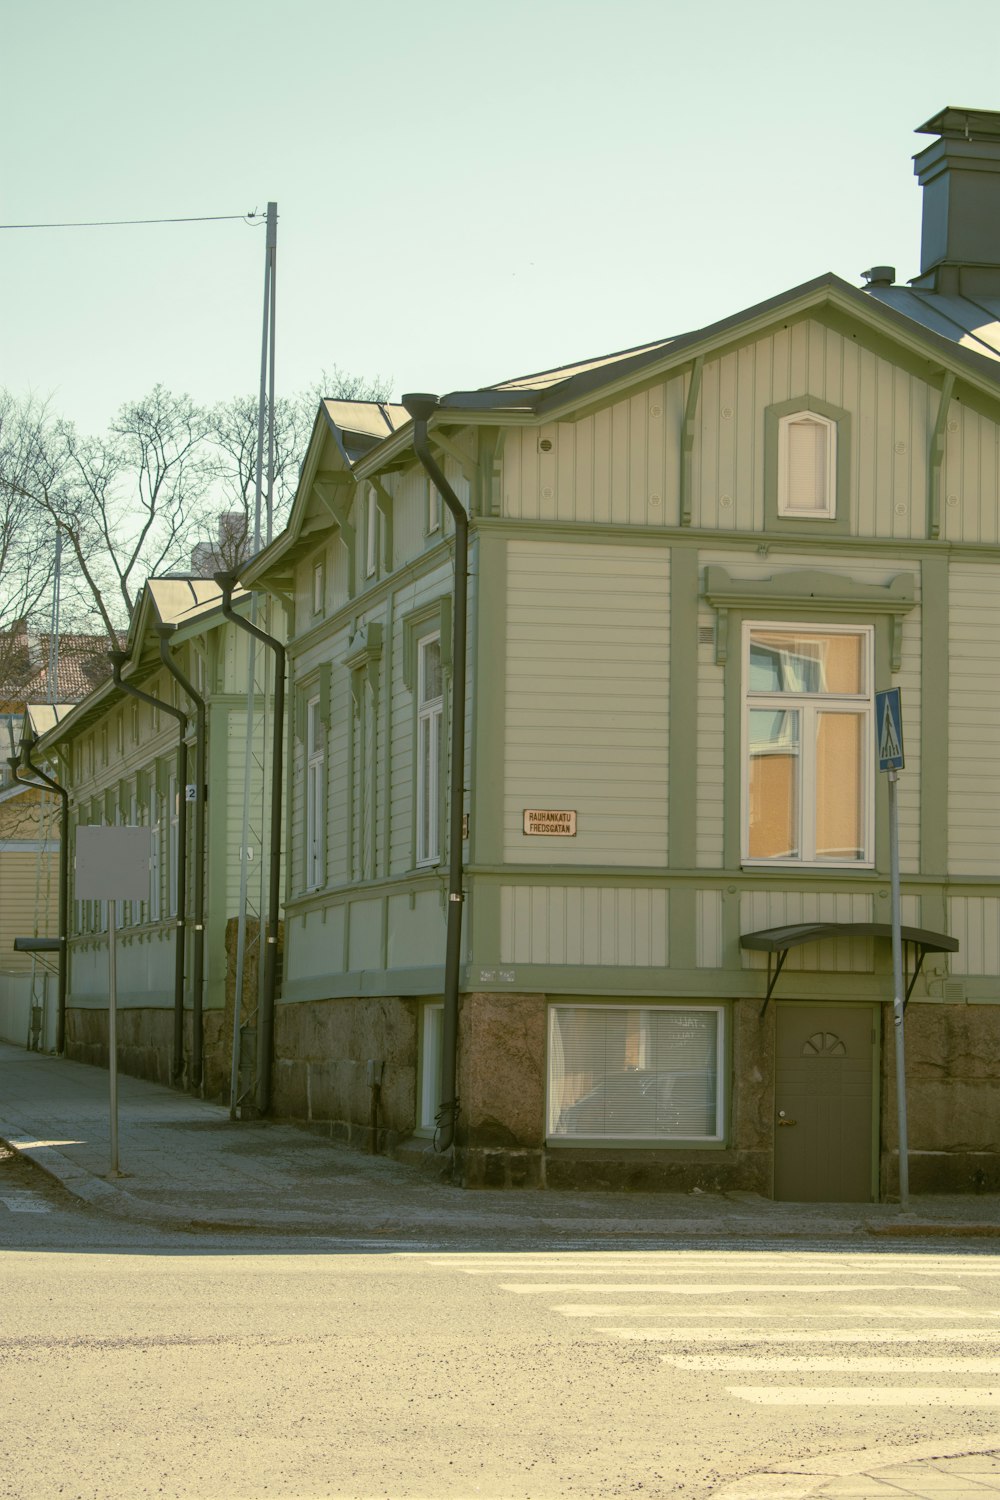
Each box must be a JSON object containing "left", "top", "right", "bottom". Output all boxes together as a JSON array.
[{"left": 774, "top": 1003, "right": 876, "bottom": 1203}]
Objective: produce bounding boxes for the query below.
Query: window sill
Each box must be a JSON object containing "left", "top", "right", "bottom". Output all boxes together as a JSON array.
[
  {"left": 546, "top": 1136, "right": 728, "bottom": 1151},
  {"left": 742, "top": 858, "right": 875, "bottom": 872}
]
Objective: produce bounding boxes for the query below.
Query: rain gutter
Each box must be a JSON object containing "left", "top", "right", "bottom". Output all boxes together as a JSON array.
[
  {"left": 401, "top": 393, "right": 468, "bottom": 1154},
  {"left": 214, "top": 573, "right": 285, "bottom": 1116},
  {"left": 155, "top": 624, "right": 207, "bottom": 1090}
]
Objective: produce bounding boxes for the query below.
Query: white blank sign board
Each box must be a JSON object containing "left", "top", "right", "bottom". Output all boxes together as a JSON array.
[{"left": 76, "top": 826, "right": 152, "bottom": 900}]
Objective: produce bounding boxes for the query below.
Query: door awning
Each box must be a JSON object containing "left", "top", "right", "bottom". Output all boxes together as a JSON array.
[{"left": 740, "top": 922, "right": 959, "bottom": 1016}]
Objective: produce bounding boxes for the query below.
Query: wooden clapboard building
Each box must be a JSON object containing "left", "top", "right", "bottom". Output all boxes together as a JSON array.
[{"left": 239, "top": 107, "right": 1000, "bottom": 1198}]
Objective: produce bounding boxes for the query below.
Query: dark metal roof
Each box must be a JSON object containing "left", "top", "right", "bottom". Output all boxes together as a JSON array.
[{"left": 741, "top": 922, "right": 958, "bottom": 954}]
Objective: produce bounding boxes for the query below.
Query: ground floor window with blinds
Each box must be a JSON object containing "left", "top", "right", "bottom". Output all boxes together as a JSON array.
[{"left": 547, "top": 1003, "right": 724, "bottom": 1142}]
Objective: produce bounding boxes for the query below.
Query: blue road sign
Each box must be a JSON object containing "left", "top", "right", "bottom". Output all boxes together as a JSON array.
[{"left": 876, "top": 687, "right": 904, "bottom": 771}]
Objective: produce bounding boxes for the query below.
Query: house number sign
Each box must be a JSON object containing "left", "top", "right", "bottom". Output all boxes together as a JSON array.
[{"left": 523, "top": 809, "right": 577, "bottom": 836}]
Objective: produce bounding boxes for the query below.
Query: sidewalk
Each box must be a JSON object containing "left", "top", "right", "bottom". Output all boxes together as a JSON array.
[{"left": 3, "top": 1042, "right": 1000, "bottom": 1242}]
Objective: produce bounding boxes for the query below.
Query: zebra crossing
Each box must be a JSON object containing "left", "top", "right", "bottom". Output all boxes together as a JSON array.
[{"left": 412, "top": 1247, "right": 1000, "bottom": 1410}]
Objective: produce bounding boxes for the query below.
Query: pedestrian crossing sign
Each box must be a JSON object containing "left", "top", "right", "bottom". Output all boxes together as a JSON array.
[{"left": 875, "top": 687, "right": 904, "bottom": 771}]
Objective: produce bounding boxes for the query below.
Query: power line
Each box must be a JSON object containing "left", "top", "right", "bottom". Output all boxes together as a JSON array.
[{"left": 0, "top": 212, "right": 267, "bottom": 230}]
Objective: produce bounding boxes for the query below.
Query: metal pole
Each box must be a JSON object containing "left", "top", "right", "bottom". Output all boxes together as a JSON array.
[
  {"left": 108, "top": 903, "right": 120, "bottom": 1177},
  {"left": 888, "top": 767, "right": 909, "bottom": 1210}
]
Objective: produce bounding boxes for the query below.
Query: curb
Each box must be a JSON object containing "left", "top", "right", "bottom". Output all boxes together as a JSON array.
[{"left": 4, "top": 1115, "right": 1000, "bottom": 1241}]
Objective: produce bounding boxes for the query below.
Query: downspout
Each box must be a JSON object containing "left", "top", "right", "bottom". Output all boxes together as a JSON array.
[
  {"left": 213, "top": 572, "right": 285, "bottom": 1116},
  {"left": 109, "top": 649, "right": 190, "bottom": 1083},
  {"left": 155, "top": 624, "right": 206, "bottom": 1091},
  {"left": 11, "top": 737, "right": 69, "bottom": 1055},
  {"left": 401, "top": 393, "right": 468, "bottom": 1154}
]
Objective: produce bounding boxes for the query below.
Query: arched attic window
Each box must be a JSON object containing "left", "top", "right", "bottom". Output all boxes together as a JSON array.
[{"left": 777, "top": 411, "right": 837, "bottom": 519}]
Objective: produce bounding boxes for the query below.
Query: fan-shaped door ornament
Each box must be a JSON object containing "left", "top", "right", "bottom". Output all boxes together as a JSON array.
[{"left": 803, "top": 1031, "right": 847, "bottom": 1057}]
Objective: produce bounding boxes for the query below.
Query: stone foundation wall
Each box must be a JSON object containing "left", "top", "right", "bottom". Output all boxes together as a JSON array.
[
  {"left": 64, "top": 1006, "right": 227, "bottom": 1097},
  {"left": 271, "top": 994, "right": 418, "bottom": 1152},
  {"left": 453, "top": 991, "right": 774, "bottom": 1193},
  {"left": 881, "top": 1002, "right": 1000, "bottom": 1196}
]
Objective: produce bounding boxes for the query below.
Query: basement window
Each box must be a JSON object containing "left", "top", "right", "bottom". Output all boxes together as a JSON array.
[{"left": 547, "top": 1004, "right": 724, "bottom": 1143}]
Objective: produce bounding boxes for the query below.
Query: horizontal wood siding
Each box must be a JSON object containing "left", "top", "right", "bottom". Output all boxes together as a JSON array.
[
  {"left": 949, "top": 562, "right": 1000, "bottom": 875},
  {"left": 504, "top": 540, "right": 669, "bottom": 866},
  {"left": 499, "top": 885, "right": 668, "bottom": 967},
  {"left": 0, "top": 850, "right": 58, "bottom": 973}
]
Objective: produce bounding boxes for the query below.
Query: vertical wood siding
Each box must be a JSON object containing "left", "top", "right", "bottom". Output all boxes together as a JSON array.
[
  {"left": 504, "top": 540, "right": 669, "bottom": 866},
  {"left": 493, "top": 322, "right": 1000, "bottom": 544},
  {"left": 499, "top": 885, "right": 668, "bottom": 967},
  {"left": 741, "top": 890, "right": 875, "bottom": 971}
]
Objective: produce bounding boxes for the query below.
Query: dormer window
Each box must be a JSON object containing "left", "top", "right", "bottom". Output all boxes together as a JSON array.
[{"left": 777, "top": 411, "right": 836, "bottom": 519}]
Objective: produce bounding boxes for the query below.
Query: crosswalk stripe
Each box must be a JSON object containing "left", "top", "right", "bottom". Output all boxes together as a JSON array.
[
  {"left": 664, "top": 1355, "right": 1000, "bottom": 1372},
  {"left": 733, "top": 1386, "right": 1000, "bottom": 1406},
  {"left": 560, "top": 1305, "right": 987, "bottom": 1318},
  {"left": 498, "top": 1282, "right": 962, "bottom": 1294},
  {"left": 602, "top": 1328, "right": 1000, "bottom": 1343}
]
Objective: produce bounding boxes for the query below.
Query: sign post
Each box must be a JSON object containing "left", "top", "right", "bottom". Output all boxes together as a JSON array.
[
  {"left": 875, "top": 687, "right": 908, "bottom": 1210},
  {"left": 75, "top": 826, "right": 151, "bottom": 1178}
]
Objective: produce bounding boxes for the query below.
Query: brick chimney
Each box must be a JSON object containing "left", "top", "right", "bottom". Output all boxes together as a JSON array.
[{"left": 912, "top": 107, "right": 1000, "bottom": 295}]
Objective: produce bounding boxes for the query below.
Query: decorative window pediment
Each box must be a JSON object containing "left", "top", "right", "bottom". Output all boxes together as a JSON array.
[{"left": 702, "top": 566, "right": 916, "bottom": 671}]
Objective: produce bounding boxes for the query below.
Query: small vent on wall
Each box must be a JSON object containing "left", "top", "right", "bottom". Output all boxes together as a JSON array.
[
  {"left": 943, "top": 980, "right": 966, "bottom": 1003},
  {"left": 698, "top": 626, "right": 715, "bottom": 646}
]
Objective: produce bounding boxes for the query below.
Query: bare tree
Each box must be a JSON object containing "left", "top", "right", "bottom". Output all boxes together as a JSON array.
[
  {"left": 37, "top": 386, "right": 216, "bottom": 639},
  {"left": 0, "top": 393, "right": 59, "bottom": 687},
  {"left": 203, "top": 367, "right": 394, "bottom": 571},
  {"left": 205, "top": 393, "right": 312, "bottom": 566},
  {"left": 311, "top": 365, "right": 393, "bottom": 404}
]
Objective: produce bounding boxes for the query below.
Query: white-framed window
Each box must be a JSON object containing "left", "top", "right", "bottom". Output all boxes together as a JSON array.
[
  {"left": 151, "top": 689, "right": 160, "bottom": 732},
  {"left": 426, "top": 478, "right": 440, "bottom": 535},
  {"left": 131, "top": 701, "right": 140, "bottom": 744},
  {"left": 419, "top": 1002, "right": 444, "bottom": 1132},
  {"left": 168, "top": 774, "right": 179, "bottom": 917},
  {"left": 742, "top": 622, "right": 874, "bottom": 867},
  {"left": 115, "top": 714, "right": 124, "bottom": 756},
  {"left": 416, "top": 632, "right": 443, "bottom": 865},
  {"left": 547, "top": 1004, "right": 725, "bottom": 1142},
  {"left": 149, "top": 789, "right": 161, "bottom": 922},
  {"left": 312, "top": 559, "right": 325, "bottom": 616},
  {"left": 129, "top": 792, "right": 140, "bottom": 926},
  {"left": 777, "top": 410, "right": 836, "bottom": 519},
  {"left": 365, "top": 487, "right": 378, "bottom": 579},
  {"left": 305, "top": 695, "right": 325, "bottom": 891}
]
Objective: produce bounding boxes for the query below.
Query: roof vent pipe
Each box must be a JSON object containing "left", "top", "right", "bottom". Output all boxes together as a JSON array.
[
  {"left": 401, "top": 392, "right": 468, "bottom": 1157},
  {"left": 861, "top": 266, "right": 896, "bottom": 288}
]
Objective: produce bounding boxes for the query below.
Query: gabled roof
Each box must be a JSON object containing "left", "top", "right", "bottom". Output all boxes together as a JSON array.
[
  {"left": 431, "top": 273, "right": 1000, "bottom": 424},
  {"left": 0, "top": 630, "right": 115, "bottom": 705},
  {"left": 865, "top": 285, "right": 1000, "bottom": 364}
]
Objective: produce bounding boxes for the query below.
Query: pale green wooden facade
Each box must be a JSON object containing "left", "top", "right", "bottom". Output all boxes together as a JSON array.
[
  {"left": 246, "top": 269, "right": 1000, "bottom": 1194},
  {"left": 35, "top": 581, "right": 273, "bottom": 1096}
]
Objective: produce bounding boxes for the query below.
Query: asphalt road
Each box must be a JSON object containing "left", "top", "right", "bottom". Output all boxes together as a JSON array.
[{"left": 2, "top": 1146, "right": 1000, "bottom": 1500}]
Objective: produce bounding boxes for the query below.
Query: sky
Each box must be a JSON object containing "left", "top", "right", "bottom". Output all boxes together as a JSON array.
[{"left": 3, "top": 0, "right": 1000, "bottom": 435}]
